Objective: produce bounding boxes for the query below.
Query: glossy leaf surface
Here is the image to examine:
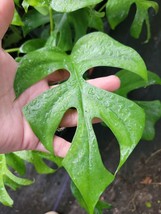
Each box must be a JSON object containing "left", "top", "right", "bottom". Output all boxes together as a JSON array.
[
  {"left": 51, "top": 0, "right": 102, "bottom": 12},
  {"left": 14, "top": 32, "right": 147, "bottom": 213}
]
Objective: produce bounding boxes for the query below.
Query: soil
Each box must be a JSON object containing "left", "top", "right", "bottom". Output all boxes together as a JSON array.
[{"left": 0, "top": 1, "right": 161, "bottom": 214}]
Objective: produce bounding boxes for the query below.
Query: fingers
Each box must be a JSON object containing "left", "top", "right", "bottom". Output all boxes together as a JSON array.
[
  {"left": 22, "top": 119, "right": 71, "bottom": 158},
  {"left": 88, "top": 75, "right": 120, "bottom": 92},
  {"left": 0, "top": 0, "right": 14, "bottom": 40},
  {"left": 53, "top": 136, "right": 71, "bottom": 157},
  {"left": 34, "top": 136, "right": 71, "bottom": 158}
]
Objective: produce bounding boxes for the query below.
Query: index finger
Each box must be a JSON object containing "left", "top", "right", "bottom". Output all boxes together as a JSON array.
[{"left": 0, "top": 0, "right": 14, "bottom": 41}]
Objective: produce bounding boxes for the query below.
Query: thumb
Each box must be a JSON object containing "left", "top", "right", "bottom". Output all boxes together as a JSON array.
[{"left": 0, "top": 0, "right": 14, "bottom": 41}]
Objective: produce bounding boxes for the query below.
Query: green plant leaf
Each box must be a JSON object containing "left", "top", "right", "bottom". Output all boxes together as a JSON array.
[
  {"left": 51, "top": 0, "right": 103, "bottom": 12},
  {"left": 94, "top": 200, "right": 111, "bottom": 213},
  {"left": 22, "top": 0, "right": 50, "bottom": 7},
  {"left": 22, "top": 0, "right": 30, "bottom": 12},
  {"left": 116, "top": 70, "right": 161, "bottom": 141},
  {"left": 106, "top": 0, "right": 159, "bottom": 41},
  {"left": 14, "top": 151, "right": 62, "bottom": 174},
  {"left": 0, "top": 155, "right": 33, "bottom": 206},
  {"left": 22, "top": 9, "right": 50, "bottom": 36},
  {"left": 22, "top": 0, "right": 50, "bottom": 14},
  {"left": 14, "top": 32, "right": 147, "bottom": 213},
  {"left": 11, "top": 9, "right": 24, "bottom": 26},
  {"left": 136, "top": 101, "right": 161, "bottom": 141},
  {"left": 14, "top": 0, "right": 20, "bottom": 6},
  {"left": 116, "top": 70, "right": 161, "bottom": 97},
  {"left": 19, "top": 38, "right": 46, "bottom": 53},
  {"left": 6, "top": 153, "right": 26, "bottom": 176},
  {"left": 71, "top": 181, "right": 111, "bottom": 213},
  {"left": 53, "top": 9, "right": 89, "bottom": 51},
  {"left": 50, "top": 8, "right": 103, "bottom": 51}
]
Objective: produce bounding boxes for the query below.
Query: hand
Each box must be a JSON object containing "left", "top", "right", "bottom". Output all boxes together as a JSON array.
[{"left": 0, "top": 0, "right": 120, "bottom": 156}]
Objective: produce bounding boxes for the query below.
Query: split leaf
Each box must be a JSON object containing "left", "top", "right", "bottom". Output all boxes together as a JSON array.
[
  {"left": 106, "top": 0, "right": 159, "bottom": 41},
  {"left": 14, "top": 32, "right": 147, "bottom": 213},
  {"left": 0, "top": 155, "right": 32, "bottom": 207}
]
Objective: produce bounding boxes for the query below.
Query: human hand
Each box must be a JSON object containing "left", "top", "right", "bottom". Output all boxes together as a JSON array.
[{"left": 0, "top": 0, "right": 120, "bottom": 156}]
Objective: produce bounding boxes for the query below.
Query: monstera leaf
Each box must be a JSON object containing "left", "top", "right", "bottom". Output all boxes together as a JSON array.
[
  {"left": 0, "top": 150, "right": 62, "bottom": 206},
  {"left": 6, "top": 151, "right": 62, "bottom": 175},
  {"left": 116, "top": 70, "right": 161, "bottom": 97},
  {"left": 0, "top": 154, "right": 32, "bottom": 206},
  {"left": 106, "top": 0, "right": 159, "bottom": 41},
  {"left": 116, "top": 70, "right": 161, "bottom": 141},
  {"left": 14, "top": 32, "right": 147, "bottom": 213}
]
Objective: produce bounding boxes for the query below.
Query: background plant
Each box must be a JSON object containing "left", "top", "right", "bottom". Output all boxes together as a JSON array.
[{"left": 1, "top": 0, "right": 161, "bottom": 213}]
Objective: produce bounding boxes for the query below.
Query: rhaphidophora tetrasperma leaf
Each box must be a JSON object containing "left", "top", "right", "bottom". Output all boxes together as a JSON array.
[
  {"left": 0, "top": 150, "right": 62, "bottom": 206},
  {"left": 0, "top": 154, "right": 33, "bottom": 206},
  {"left": 116, "top": 70, "right": 161, "bottom": 141},
  {"left": 106, "top": 0, "right": 159, "bottom": 41},
  {"left": 14, "top": 32, "right": 147, "bottom": 213}
]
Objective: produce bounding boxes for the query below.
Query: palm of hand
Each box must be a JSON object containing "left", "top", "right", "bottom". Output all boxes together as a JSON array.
[{"left": 0, "top": 49, "right": 49, "bottom": 153}]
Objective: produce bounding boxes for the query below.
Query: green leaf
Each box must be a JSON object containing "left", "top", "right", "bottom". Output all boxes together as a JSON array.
[
  {"left": 14, "top": 151, "right": 62, "bottom": 174},
  {"left": 6, "top": 153, "right": 26, "bottom": 176},
  {"left": 14, "top": 32, "right": 147, "bottom": 213},
  {"left": 51, "top": 8, "right": 103, "bottom": 51},
  {"left": 0, "top": 155, "right": 32, "bottom": 207},
  {"left": 51, "top": 0, "right": 103, "bottom": 12},
  {"left": 71, "top": 181, "right": 89, "bottom": 212},
  {"left": 106, "top": 0, "right": 159, "bottom": 41},
  {"left": 53, "top": 9, "right": 89, "bottom": 51},
  {"left": 116, "top": 70, "right": 161, "bottom": 97},
  {"left": 94, "top": 200, "right": 111, "bottom": 213},
  {"left": 23, "top": 0, "right": 50, "bottom": 7},
  {"left": 116, "top": 70, "right": 161, "bottom": 141},
  {"left": 71, "top": 181, "right": 111, "bottom": 213},
  {"left": 22, "top": 9, "right": 50, "bottom": 36},
  {"left": 22, "top": 0, "right": 50, "bottom": 14},
  {"left": 19, "top": 38, "right": 46, "bottom": 53},
  {"left": 88, "top": 10, "right": 104, "bottom": 32},
  {"left": 136, "top": 101, "right": 161, "bottom": 141},
  {"left": 45, "top": 8, "right": 104, "bottom": 52},
  {"left": 11, "top": 9, "right": 24, "bottom": 26},
  {"left": 22, "top": 0, "right": 30, "bottom": 12},
  {"left": 14, "top": 0, "right": 20, "bottom": 6}
]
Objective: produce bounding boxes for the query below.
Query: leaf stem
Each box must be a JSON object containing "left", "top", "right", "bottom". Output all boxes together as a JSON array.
[
  {"left": 99, "top": 3, "right": 106, "bottom": 12},
  {"left": 49, "top": 7, "right": 54, "bottom": 34},
  {"left": 5, "top": 48, "right": 20, "bottom": 53}
]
